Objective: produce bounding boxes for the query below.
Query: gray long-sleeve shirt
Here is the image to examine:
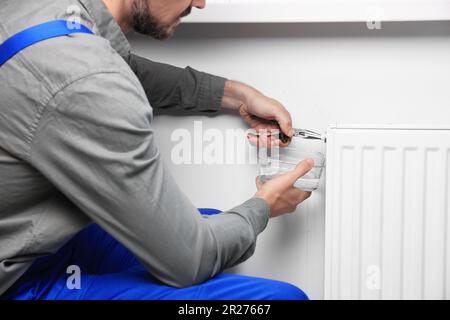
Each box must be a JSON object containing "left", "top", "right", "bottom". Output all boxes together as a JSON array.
[{"left": 0, "top": 0, "right": 269, "bottom": 295}]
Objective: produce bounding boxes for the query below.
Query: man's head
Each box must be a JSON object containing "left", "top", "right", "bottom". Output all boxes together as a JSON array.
[{"left": 131, "top": 0, "right": 205, "bottom": 40}]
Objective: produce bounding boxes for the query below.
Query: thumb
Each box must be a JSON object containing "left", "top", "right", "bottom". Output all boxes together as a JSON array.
[
  {"left": 255, "top": 176, "right": 263, "bottom": 190},
  {"left": 276, "top": 112, "right": 293, "bottom": 138},
  {"left": 285, "top": 158, "right": 314, "bottom": 185}
]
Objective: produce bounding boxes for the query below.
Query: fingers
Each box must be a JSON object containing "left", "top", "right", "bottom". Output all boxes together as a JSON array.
[
  {"left": 287, "top": 188, "right": 311, "bottom": 202},
  {"left": 298, "top": 190, "right": 312, "bottom": 202},
  {"left": 277, "top": 136, "right": 292, "bottom": 148},
  {"left": 257, "top": 158, "right": 314, "bottom": 189},
  {"left": 285, "top": 158, "right": 315, "bottom": 185},
  {"left": 247, "top": 133, "right": 259, "bottom": 146},
  {"left": 283, "top": 188, "right": 312, "bottom": 213},
  {"left": 247, "top": 130, "right": 281, "bottom": 148},
  {"left": 276, "top": 110, "right": 293, "bottom": 138}
]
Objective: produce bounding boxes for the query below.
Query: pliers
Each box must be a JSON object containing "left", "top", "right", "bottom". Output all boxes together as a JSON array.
[{"left": 279, "top": 128, "right": 327, "bottom": 143}]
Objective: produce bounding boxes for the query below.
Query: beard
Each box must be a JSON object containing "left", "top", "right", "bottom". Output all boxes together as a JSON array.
[{"left": 131, "top": 0, "right": 191, "bottom": 40}]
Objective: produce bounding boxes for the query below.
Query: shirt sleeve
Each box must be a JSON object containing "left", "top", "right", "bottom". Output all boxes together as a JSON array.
[
  {"left": 29, "top": 70, "right": 269, "bottom": 288},
  {"left": 128, "top": 54, "right": 227, "bottom": 113}
]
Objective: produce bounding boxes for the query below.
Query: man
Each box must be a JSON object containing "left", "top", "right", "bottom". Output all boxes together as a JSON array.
[{"left": 0, "top": 0, "right": 313, "bottom": 300}]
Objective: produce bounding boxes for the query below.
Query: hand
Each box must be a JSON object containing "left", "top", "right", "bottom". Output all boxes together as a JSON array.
[
  {"left": 254, "top": 159, "right": 314, "bottom": 218},
  {"left": 221, "top": 80, "right": 293, "bottom": 147}
]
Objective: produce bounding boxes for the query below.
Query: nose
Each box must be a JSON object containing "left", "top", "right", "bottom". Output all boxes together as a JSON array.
[{"left": 192, "top": 0, "right": 206, "bottom": 9}]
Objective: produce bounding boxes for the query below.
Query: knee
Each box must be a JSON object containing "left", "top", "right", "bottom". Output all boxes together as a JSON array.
[{"left": 267, "top": 281, "right": 309, "bottom": 300}]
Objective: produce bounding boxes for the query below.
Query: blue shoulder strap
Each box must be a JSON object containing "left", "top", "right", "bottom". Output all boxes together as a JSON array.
[{"left": 0, "top": 20, "right": 94, "bottom": 67}]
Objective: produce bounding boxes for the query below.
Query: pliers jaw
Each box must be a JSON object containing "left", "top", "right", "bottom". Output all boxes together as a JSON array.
[{"left": 293, "top": 129, "right": 327, "bottom": 143}]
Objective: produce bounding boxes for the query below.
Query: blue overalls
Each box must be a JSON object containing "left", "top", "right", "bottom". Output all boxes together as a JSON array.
[{"left": 0, "top": 21, "right": 308, "bottom": 300}]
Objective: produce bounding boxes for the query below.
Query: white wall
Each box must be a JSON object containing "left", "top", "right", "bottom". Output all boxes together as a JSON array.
[{"left": 130, "top": 22, "right": 450, "bottom": 299}]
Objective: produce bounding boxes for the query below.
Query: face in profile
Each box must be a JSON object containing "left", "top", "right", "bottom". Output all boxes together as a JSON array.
[{"left": 131, "top": 0, "right": 205, "bottom": 40}]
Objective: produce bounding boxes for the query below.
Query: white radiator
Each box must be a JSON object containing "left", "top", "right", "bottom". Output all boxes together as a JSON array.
[{"left": 324, "top": 124, "right": 450, "bottom": 300}]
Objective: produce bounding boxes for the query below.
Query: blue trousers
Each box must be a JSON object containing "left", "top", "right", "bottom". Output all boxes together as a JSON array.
[{"left": 2, "top": 209, "right": 308, "bottom": 300}]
